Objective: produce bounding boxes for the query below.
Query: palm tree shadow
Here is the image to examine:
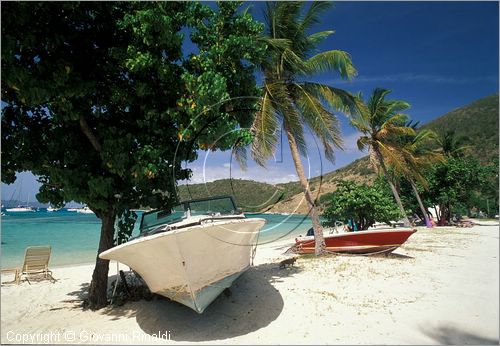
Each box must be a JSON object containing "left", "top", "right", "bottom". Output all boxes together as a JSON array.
[
  {"left": 100, "top": 263, "right": 300, "bottom": 341},
  {"left": 422, "top": 325, "right": 498, "bottom": 345}
]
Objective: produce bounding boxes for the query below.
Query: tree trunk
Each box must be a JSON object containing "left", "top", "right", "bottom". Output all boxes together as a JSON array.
[
  {"left": 88, "top": 210, "right": 115, "bottom": 309},
  {"left": 283, "top": 122, "right": 325, "bottom": 255},
  {"left": 374, "top": 148, "right": 411, "bottom": 227},
  {"left": 409, "top": 178, "right": 432, "bottom": 228}
]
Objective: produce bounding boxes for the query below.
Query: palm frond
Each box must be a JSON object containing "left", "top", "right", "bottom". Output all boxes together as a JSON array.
[
  {"left": 299, "top": 2, "right": 334, "bottom": 32},
  {"left": 280, "top": 48, "right": 308, "bottom": 75},
  {"left": 250, "top": 84, "right": 282, "bottom": 166},
  {"left": 232, "top": 142, "right": 248, "bottom": 171},
  {"left": 357, "top": 136, "right": 371, "bottom": 151},
  {"left": 259, "top": 37, "right": 292, "bottom": 52},
  {"left": 385, "top": 99, "right": 411, "bottom": 115},
  {"left": 368, "top": 88, "right": 392, "bottom": 124},
  {"left": 293, "top": 84, "right": 343, "bottom": 162},
  {"left": 302, "top": 82, "right": 358, "bottom": 115},
  {"left": 265, "top": 2, "right": 302, "bottom": 39},
  {"left": 303, "top": 50, "right": 357, "bottom": 79},
  {"left": 283, "top": 105, "right": 308, "bottom": 158},
  {"left": 377, "top": 141, "right": 407, "bottom": 175},
  {"left": 306, "top": 30, "right": 335, "bottom": 46}
]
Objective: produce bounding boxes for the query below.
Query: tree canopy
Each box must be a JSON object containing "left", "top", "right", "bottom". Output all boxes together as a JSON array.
[
  {"left": 413, "top": 156, "right": 497, "bottom": 223},
  {"left": 1, "top": 1, "right": 266, "bottom": 308},
  {"left": 322, "top": 180, "right": 402, "bottom": 230}
]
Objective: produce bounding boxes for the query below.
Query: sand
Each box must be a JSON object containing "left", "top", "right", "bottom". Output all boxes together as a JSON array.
[{"left": 1, "top": 225, "right": 498, "bottom": 345}]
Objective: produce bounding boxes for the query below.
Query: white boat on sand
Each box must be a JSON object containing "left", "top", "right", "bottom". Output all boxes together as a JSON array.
[{"left": 100, "top": 196, "right": 266, "bottom": 313}]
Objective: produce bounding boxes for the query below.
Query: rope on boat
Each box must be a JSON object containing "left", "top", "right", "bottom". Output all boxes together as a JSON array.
[{"left": 251, "top": 227, "right": 260, "bottom": 266}]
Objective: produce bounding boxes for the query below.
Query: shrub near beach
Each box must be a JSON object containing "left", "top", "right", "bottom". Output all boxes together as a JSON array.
[{"left": 322, "top": 180, "right": 402, "bottom": 230}]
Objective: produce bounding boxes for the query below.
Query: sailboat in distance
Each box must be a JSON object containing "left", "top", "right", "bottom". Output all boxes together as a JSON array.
[{"left": 5, "top": 179, "right": 36, "bottom": 212}]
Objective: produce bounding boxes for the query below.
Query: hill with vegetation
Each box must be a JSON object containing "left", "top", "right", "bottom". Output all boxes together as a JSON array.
[
  {"left": 177, "top": 179, "right": 302, "bottom": 212},
  {"left": 177, "top": 93, "right": 498, "bottom": 213},
  {"left": 420, "top": 93, "right": 498, "bottom": 163}
]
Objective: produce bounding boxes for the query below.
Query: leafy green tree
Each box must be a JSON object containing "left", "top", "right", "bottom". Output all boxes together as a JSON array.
[
  {"left": 248, "top": 2, "right": 358, "bottom": 255},
  {"left": 478, "top": 157, "right": 499, "bottom": 217},
  {"left": 1, "top": 2, "right": 265, "bottom": 309},
  {"left": 322, "top": 180, "right": 401, "bottom": 230},
  {"left": 412, "top": 129, "right": 494, "bottom": 224},
  {"left": 420, "top": 156, "right": 487, "bottom": 224},
  {"left": 350, "top": 88, "right": 414, "bottom": 227}
]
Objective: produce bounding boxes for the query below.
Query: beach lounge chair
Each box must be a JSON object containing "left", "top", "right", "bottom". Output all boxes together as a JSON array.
[
  {"left": 5, "top": 246, "right": 56, "bottom": 284},
  {"left": 0, "top": 268, "right": 20, "bottom": 285},
  {"left": 20, "top": 245, "right": 56, "bottom": 284}
]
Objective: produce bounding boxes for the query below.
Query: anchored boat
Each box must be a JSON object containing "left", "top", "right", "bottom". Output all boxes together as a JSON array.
[{"left": 100, "top": 196, "right": 265, "bottom": 313}]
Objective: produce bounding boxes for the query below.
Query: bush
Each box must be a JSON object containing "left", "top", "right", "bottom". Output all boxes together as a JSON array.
[{"left": 321, "top": 180, "right": 401, "bottom": 230}]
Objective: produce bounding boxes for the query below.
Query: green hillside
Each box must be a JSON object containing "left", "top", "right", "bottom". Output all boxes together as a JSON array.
[
  {"left": 177, "top": 93, "right": 498, "bottom": 212},
  {"left": 177, "top": 179, "right": 301, "bottom": 212},
  {"left": 421, "top": 93, "right": 499, "bottom": 162}
]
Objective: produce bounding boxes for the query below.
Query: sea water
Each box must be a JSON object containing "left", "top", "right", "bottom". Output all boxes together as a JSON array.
[{"left": 0, "top": 211, "right": 313, "bottom": 268}]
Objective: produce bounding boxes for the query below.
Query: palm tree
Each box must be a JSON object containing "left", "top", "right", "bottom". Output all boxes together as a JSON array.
[
  {"left": 436, "top": 130, "right": 470, "bottom": 158},
  {"left": 350, "top": 88, "right": 413, "bottom": 227},
  {"left": 388, "top": 126, "right": 444, "bottom": 227},
  {"left": 248, "top": 2, "right": 358, "bottom": 255}
]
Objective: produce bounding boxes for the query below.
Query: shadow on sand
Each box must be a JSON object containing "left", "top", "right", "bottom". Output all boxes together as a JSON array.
[
  {"left": 422, "top": 325, "right": 499, "bottom": 345},
  {"left": 98, "top": 262, "right": 300, "bottom": 341},
  {"left": 371, "top": 252, "right": 414, "bottom": 260}
]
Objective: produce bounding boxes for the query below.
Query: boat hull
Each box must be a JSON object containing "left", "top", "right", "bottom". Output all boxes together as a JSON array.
[
  {"left": 5, "top": 208, "right": 35, "bottom": 212},
  {"left": 100, "top": 217, "right": 265, "bottom": 313},
  {"left": 293, "top": 228, "right": 417, "bottom": 255}
]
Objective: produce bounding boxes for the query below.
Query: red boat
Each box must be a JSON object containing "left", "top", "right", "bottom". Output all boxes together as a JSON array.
[{"left": 291, "top": 228, "right": 417, "bottom": 255}]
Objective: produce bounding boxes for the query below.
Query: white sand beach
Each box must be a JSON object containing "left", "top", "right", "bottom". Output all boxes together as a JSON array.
[{"left": 1, "top": 225, "right": 498, "bottom": 345}]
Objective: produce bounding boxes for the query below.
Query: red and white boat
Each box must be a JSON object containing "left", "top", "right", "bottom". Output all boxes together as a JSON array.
[{"left": 290, "top": 227, "right": 417, "bottom": 255}]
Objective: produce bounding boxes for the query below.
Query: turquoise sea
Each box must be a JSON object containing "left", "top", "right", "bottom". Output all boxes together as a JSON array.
[{"left": 0, "top": 210, "right": 313, "bottom": 268}]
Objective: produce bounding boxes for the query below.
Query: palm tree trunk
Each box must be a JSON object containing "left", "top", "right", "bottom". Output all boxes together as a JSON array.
[
  {"left": 409, "top": 178, "right": 432, "bottom": 228},
  {"left": 284, "top": 122, "right": 325, "bottom": 255},
  {"left": 374, "top": 149, "right": 411, "bottom": 227}
]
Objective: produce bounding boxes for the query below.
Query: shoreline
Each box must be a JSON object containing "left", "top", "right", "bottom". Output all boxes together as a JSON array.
[
  {"left": 1, "top": 225, "right": 498, "bottom": 344},
  {"left": 0, "top": 212, "right": 312, "bottom": 269}
]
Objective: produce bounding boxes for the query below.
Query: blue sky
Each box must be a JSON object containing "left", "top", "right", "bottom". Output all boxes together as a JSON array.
[
  {"left": 2, "top": 1, "right": 499, "bottom": 202},
  {"left": 181, "top": 1, "right": 499, "bottom": 185}
]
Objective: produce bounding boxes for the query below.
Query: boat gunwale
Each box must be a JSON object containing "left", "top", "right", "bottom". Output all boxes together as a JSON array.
[
  {"left": 295, "top": 228, "right": 417, "bottom": 241},
  {"left": 100, "top": 217, "right": 267, "bottom": 257}
]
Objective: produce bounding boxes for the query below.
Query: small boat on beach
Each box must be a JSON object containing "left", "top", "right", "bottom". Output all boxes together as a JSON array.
[
  {"left": 100, "top": 196, "right": 266, "bottom": 313},
  {"left": 290, "top": 227, "right": 417, "bottom": 255}
]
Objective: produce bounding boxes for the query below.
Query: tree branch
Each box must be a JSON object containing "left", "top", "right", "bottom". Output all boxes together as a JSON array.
[{"left": 79, "top": 115, "right": 102, "bottom": 152}]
